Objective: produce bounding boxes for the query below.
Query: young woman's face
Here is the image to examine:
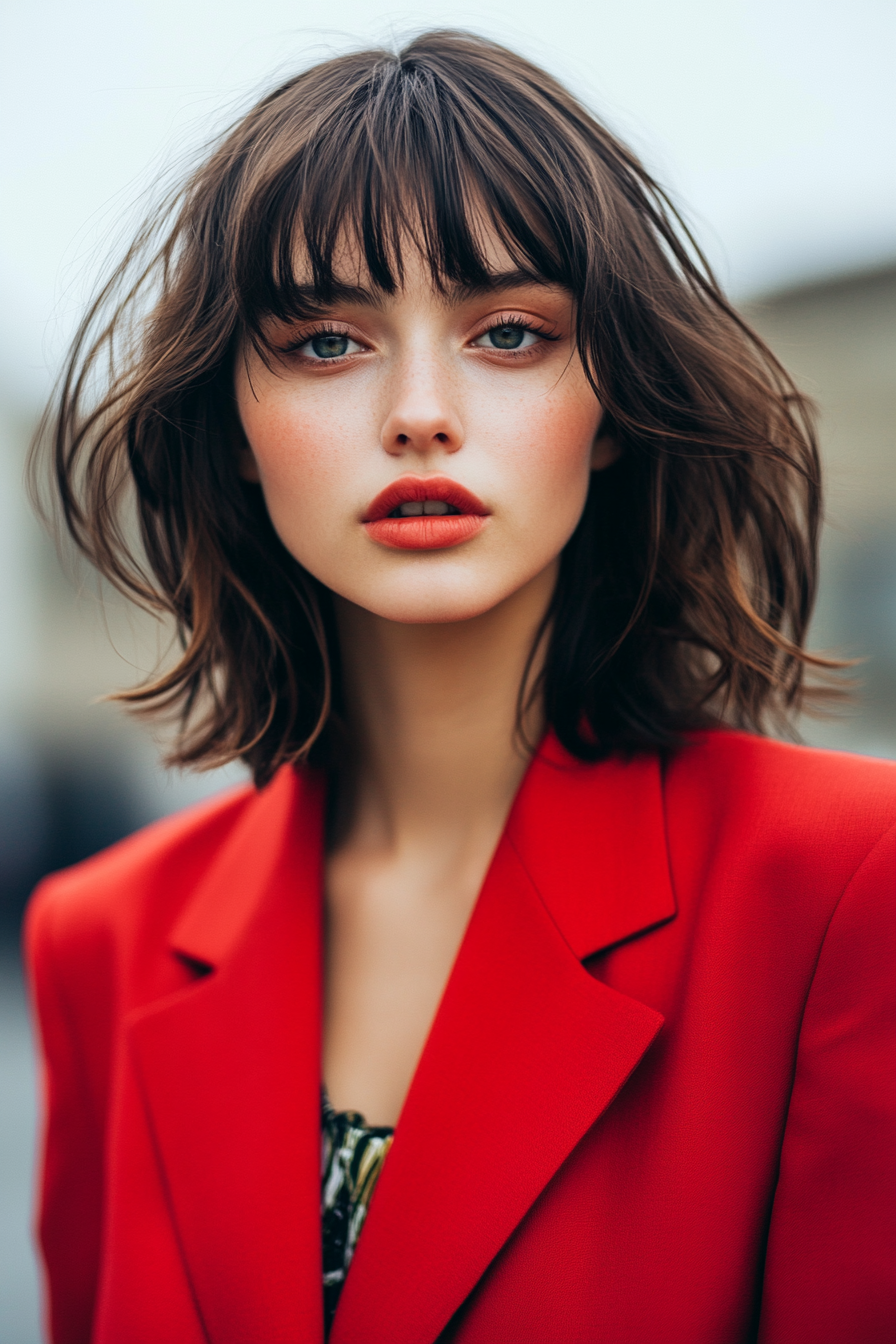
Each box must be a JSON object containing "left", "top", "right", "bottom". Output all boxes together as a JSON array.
[{"left": 236, "top": 237, "right": 612, "bottom": 624}]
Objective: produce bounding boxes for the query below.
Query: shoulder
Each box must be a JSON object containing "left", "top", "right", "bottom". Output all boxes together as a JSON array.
[
  {"left": 665, "top": 729, "right": 895, "bottom": 901},
  {"left": 670, "top": 728, "right": 895, "bottom": 827},
  {"left": 24, "top": 780, "right": 258, "bottom": 979},
  {"left": 23, "top": 764, "right": 319, "bottom": 1107}
]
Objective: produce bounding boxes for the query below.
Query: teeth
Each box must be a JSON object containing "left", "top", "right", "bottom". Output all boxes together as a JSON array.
[{"left": 396, "top": 500, "right": 454, "bottom": 517}]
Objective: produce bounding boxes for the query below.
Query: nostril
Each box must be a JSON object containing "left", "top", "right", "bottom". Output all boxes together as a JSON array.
[{"left": 435, "top": 432, "right": 449, "bottom": 443}]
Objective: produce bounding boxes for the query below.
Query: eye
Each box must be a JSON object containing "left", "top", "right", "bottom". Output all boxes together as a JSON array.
[
  {"left": 473, "top": 323, "right": 540, "bottom": 351},
  {"left": 299, "top": 332, "right": 364, "bottom": 360}
]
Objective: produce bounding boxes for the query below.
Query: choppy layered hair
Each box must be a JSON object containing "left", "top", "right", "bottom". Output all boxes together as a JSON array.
[{"left": 33, "top": 29, "right": 835, "bottom": 784}]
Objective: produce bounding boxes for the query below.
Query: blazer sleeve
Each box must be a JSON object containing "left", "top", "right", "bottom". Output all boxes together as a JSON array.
[
  {"left": 25, "top": 886, "right": 105, "bottom": 1344},
  {"left": 758, "top": 823, "right": 896, "bottom": 1344}
]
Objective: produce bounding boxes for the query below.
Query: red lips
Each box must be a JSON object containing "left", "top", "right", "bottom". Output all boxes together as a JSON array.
[{"left": 362, "top": 475, "right": 490, "bottom": 550}]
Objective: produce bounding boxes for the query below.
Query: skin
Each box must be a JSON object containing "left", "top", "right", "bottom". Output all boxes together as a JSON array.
[{"left": 236, "top": 237, "right": 616, "bottom": 1126}]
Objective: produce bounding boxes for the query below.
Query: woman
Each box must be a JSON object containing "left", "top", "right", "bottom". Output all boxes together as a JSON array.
[{"left": 26, "top": 30, "right": 894, "bottom": 1344}]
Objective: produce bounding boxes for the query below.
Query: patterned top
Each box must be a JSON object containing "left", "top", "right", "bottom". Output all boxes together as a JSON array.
[{"left": 321, "top": 1090, "right": 394, "bottom": 1337}]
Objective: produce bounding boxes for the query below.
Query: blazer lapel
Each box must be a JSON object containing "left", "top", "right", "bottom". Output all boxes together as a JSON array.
[
  {"left": 507, "top": 736, "right": 677, "bottom": 958},
  {"left": 126, "top": 765, "right": 326, "bottom": 1344},
  {"left": 331, "top": 739, "right": 673, "bottom": 1344}
]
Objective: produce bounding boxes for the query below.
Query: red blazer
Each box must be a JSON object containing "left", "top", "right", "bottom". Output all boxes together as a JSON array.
[{"left": 26, "top": 730, "right": 896, "bottom": 1344}]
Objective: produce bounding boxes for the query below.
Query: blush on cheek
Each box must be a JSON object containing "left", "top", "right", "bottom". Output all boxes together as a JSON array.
[
  {"left": 242, "top": 401, "right": 344, "bottom": 498},
  {"left": 509, "top": 402, "right": 601, "bottom": 519}
]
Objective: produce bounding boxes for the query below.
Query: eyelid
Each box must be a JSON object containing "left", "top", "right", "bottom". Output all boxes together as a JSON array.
[
  {"left": 275, "top": 320, "right": 369, "bottom": 355},
  {"left": 467, "top": 312, "right": 560, "bottom": 351},
  {"left": 469, "top": 311, "right": 559, "bottom": 340}
]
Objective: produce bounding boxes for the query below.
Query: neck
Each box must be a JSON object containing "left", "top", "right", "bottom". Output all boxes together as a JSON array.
[{"left": 331, "top": 563, "right": 555, "bottom": 857}]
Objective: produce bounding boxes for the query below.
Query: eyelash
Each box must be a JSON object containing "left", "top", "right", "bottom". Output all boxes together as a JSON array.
[
  {"left": 276, "top": 322, "right": 353, "bottom": 358},
  {"left": 474, "top": 313, "right": 560, "bottom": 354},
  {"left": 276, "top": 313, "right": 560, "bottom": 362}
]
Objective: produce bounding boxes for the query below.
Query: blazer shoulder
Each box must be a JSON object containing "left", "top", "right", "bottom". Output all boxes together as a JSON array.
[
  {"left": 25, "top": 780, "right": 258, "bottom": 960},
  {"left": 669, "top": 729, "right": 896, "bottom": 867}
]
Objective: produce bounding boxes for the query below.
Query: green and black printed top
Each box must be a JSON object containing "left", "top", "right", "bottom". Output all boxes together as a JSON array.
[{"left": 321, "top": 1090, "right": 394, "bottom": 1338}]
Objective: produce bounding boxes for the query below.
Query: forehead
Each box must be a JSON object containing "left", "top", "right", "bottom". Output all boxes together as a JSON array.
[
  {"left": 281, "top": 223, "right": 564, "bottom": 317},
  {"left": 309, "top": 216, "right": 517, "bottom": 279},
  {"left": 240, "top": 150, "right": 574, "bottom": 332}
]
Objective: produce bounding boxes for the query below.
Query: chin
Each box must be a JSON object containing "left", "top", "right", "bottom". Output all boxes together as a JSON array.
[{"left": 343, "top": 573, "right": 517, "bottom": 626}]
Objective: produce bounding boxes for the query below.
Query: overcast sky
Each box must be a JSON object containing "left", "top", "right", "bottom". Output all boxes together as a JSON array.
[{"left": 2, "top": 0, "right": 894, "bottom": 405}]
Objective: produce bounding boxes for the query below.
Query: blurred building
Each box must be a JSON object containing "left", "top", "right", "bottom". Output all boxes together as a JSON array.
[
  {"left": 0, "top": 261, "right": 894, "bottom": 933},
  {"left": 745, "top": 261, "right": 896, "bottom": 758}
]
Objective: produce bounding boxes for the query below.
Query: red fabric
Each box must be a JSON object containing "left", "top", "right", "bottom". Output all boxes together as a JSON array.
[{"left": 24, "top": 730, "right": 896, "bottom": 1344}]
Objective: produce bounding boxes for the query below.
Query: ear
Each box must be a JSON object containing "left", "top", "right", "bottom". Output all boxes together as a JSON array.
[
  {"left": 237, "top": 443, "right": 261, "bottom": 484},
  {"left": 591, "top": 414, "right": 621, "bottom": 472}
]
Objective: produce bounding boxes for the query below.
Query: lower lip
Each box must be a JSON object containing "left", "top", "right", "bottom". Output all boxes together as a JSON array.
[{"left": 363, "top": 515, "right": 488, "bottom": 550}]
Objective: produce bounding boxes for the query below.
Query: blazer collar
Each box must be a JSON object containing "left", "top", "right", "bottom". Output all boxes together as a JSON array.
[
  {"left": 507, "top": 734, "right": 676, "bottom": 958},
  {"left": 127, "top": 735, "right": 674, "bottom": 1344},
  {"left": 165, "top": 763, "right": 308, "bottom": 969}
]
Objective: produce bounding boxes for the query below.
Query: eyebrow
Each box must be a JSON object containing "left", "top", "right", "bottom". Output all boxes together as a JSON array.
[
  {"left": 448, "top": 269, "right": 560, "bottom": 302},
  {"left": 274, "top": 268, "right": 560, "bottom": 317}
]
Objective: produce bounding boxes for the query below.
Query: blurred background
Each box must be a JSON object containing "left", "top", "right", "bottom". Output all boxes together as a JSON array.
[{"left": 1, "top": 0, "right": 894, "bottom": 1337}]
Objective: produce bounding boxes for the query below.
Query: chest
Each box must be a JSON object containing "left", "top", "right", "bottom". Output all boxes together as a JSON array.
[{"left": 322, "top": 834, "right": 496, "bottom": 1126}]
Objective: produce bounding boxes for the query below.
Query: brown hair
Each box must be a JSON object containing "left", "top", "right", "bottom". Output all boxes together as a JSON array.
[{"left": 32, "top": 29, "right": 836, "bottom": 784}]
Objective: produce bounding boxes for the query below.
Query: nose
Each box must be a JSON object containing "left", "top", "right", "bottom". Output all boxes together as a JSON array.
[{"left": 380, "top": 355, "right": 464, "bottom": 458}]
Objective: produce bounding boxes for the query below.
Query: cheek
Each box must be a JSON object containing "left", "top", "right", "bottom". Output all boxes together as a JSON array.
[
  {"left": 487, "top": 383, "right": 601, "bottom": 534},
  {"left": 238, "top": 382, "right": 363, "bottom": 527}
]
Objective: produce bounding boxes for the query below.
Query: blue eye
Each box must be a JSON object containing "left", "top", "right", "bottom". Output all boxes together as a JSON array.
[
  {"left": 310, "top": 334, "right": 350, "bottom": 358},
  {"left": 474, "top": 324, "right": 539, "bottom": 351},
  {"left": 490, "top": 325, "right": 525, "bottom": 349},
  {"left": 297, "top": 331, "right": 364, "bottom": 360}
]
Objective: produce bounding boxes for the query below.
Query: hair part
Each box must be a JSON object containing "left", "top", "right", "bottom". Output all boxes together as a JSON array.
[{"left": 32, "top": 29, "right": 841, "bottom": 785}]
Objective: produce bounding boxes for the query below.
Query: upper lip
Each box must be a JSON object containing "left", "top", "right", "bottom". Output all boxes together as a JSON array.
[{"left": 362, "top": 475, "right": 490, "bottom": 522}]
